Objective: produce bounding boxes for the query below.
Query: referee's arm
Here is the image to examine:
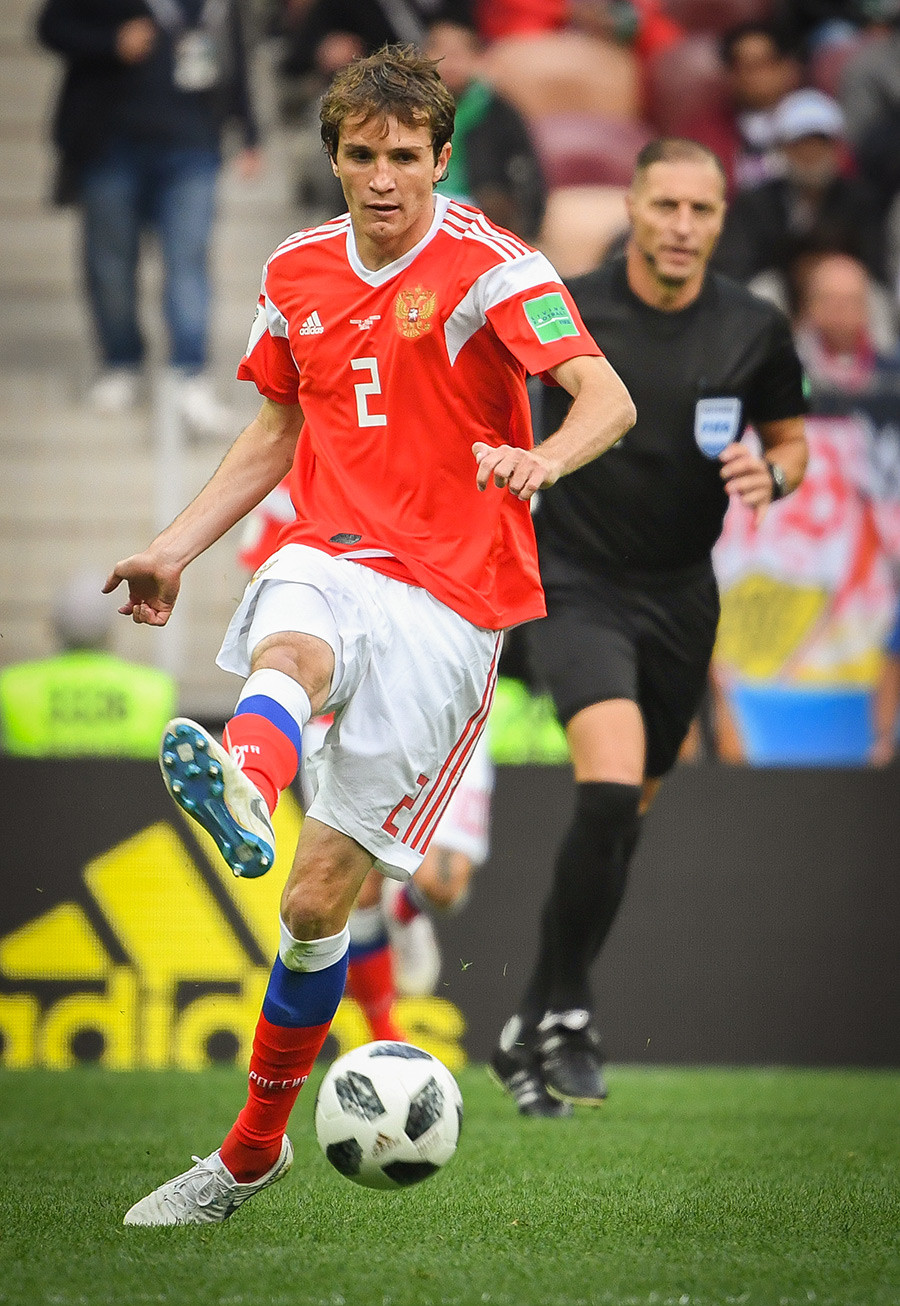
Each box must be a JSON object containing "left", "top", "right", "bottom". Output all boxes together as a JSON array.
[{"left": 719, "top": 416, "right": 808, "bottom": 526}]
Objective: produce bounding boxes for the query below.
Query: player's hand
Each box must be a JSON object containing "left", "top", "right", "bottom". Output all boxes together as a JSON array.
[
  {"left": 472, "top": 442, "right": 559, "bottom": 501},
  {"left": 719, "top": 442, "right": 773, "bottom": 527},
  {"left": 103, "top": 553, "right": 181, "bottom": 626}
]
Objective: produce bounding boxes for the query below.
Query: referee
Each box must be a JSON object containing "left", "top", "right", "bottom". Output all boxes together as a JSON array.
[{"left": 492, "top": 138, "right": 809, "bottom": 1116}]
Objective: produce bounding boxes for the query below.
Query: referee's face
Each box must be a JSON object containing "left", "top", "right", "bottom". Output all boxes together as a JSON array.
[{"left": 626, "top": 160, "right": 726, "bottom": 301}]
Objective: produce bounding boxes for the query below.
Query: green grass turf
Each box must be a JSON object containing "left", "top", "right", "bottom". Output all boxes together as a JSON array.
[{"left": 0, "top": 1066, "right": 897, "bottom": 1306}]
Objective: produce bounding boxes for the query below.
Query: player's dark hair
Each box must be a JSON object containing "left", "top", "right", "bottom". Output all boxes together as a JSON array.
[
  {"left": 632, "top": 138, "right": 728, "bottom": 192},
  {"left": 320, "top": 43, "right": 456, "bottom": 163}
]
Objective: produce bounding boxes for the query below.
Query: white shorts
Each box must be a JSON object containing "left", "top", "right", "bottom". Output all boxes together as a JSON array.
[
  {"left": 302, "top": 718, "right": 494, "bottom": 866},
  {"left": 218, "top": 544, "right": 502, "bottom": 880}
]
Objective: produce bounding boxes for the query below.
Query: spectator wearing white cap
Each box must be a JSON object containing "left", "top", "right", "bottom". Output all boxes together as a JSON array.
[{"left": 713, "top": 86, "right": 888, "bottom": 295}]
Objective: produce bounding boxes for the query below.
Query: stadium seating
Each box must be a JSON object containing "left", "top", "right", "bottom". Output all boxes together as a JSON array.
[
  {"left": 481, "top": 30, "right": 641, "bottom": 120},
  {"left": 644, "top": 32, "right": 729, "bottom": 133},
  {"left": 660, "top": 0, "right": 774, "bottom": 33},
  {"left": 529, "top": 115, "right": 655, "bottom": 189},
  {"left": 536, "top": 185, "right": 629, "bottom": 278}
]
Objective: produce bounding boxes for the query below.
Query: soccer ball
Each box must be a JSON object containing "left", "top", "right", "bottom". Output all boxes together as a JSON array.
[{"left": 314, "top": 1041, "right": 463, "bottom": 1190}]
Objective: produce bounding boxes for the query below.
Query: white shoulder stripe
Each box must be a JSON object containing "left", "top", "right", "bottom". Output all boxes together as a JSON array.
[
  {"left": 443, "top": 202, "right": 532, "bottom": 262},
  {"left": 444, "top": 250, "right": 564, "bottom": 366},
  {"left": 471, "top": 211, "right": 531, "bottom": 259},
  {"left": 269, "top": 215, "right": 351, "bottom": 262}
]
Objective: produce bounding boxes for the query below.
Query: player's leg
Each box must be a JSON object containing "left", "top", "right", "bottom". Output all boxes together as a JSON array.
[
  {"left": 512, "top": 700, "right": 645, "bottom": 1104},
  {"left": 124, "top": 817, "right": 373, "bottom": 1225},
  {"left": 382, "top": 732, "right": 493, "bottom": 994},
  {"left": 80, "top": 142, "right": 144, "bottom": 384},
  {"left": 347, "top": 869, "right": 405, "bottom": 1041},
  {"left": 506, "top": 567, "right": 720, "bottom": 1108},
  {"left": 153, "top": 146, "right": 217, "bottom": 373},
  {"left": 492, "top": 572, "right": 644, "bottom": 1109},
  {"left": 160, "top": 579, "right": 337, "bottom": 878}
]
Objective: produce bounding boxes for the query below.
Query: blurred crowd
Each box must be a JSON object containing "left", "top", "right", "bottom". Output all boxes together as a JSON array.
[
  {"left": 29, "top": 0, "right": 900, "bottom": 765},
  {"left": 252, "top": 0, "right": 900, "bottom": 764}
]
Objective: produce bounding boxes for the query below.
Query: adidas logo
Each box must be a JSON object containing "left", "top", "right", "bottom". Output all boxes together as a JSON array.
[
  {"left": 0, "top": 783, "right": 464, "bottom": 1070},
  {"left": 298, "top": 311, "right": 324, "bottom": 336}
]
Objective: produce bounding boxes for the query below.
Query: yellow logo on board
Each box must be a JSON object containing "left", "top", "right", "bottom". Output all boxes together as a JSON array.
[
  {"left": 0, "top": 789, "right": 466, "bottom": 1071},
  {"left": 716, "top": 575, "right": 828, "bottom": 680}
]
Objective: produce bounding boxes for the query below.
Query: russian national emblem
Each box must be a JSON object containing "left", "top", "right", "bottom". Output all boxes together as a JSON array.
[{"left": 395, "top": 286, "right": 436, "bottom": 339}]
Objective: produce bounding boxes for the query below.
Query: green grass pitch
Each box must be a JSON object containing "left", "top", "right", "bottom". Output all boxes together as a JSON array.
[{"left": 0, "top": 1065, "right": 897, "bottom": 1306}]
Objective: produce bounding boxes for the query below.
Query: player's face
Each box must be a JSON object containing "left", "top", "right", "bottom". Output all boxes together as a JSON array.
[
  {"left": 627, "top": 159, "right": 726, "bottom": 296},
  {"left": 332, "top": 115, "right": 452, "bottom": 270}
]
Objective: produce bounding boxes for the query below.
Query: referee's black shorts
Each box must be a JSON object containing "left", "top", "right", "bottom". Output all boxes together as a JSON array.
[{"left": 525, "top": 547, "right": 720, "bottom": 779}]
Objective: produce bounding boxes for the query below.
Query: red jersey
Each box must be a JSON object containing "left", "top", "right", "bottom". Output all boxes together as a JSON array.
[{"left": 237, "top": 194, "right": 602, "bottom": 629}]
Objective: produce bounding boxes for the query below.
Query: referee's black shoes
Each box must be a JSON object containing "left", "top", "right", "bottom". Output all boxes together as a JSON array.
[
  {"left": 535, "top": 1009, "right": 608, "bottom": 1106},
  {"left": 489, "top": 1018, "right": 573, "bottom": 1117}
]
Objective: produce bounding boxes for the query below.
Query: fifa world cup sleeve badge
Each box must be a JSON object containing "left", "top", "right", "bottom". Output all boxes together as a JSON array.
[{"left": 394, "top": 287, "right": 437, "bottom": 339}]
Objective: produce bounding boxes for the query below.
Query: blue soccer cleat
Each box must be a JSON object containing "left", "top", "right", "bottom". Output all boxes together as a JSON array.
[{"left": 159, "top": 717, "right": 276, "bottom": 878}]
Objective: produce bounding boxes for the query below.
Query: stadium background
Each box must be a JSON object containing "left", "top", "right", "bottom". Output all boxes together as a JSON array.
[
  {"left": 1, "top": 1, "right": 898, "bottom": 1073},
  {"left": 2, "top": 755, "right": 897, "bottom": 1070}
]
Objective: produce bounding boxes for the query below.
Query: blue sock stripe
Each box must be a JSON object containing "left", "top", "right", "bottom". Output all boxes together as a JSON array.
[
  {"left": 262, "top": 954, "right": 348, "bottom": 1028},
  {"left": 234, "top": 695, "right": 303, "bottom": 759},
  {"left": 348, "top": 935, "right": 389, "bottom": 961}
]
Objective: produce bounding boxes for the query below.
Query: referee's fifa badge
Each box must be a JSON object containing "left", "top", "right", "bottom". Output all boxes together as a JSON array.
[{"left": 694, "top": 396, "right": 743, "bottom": 457}]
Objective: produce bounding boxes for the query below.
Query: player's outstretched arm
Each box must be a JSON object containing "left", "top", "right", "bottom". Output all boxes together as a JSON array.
[
  {"left": 104, "top": 398, "right": 305, "bottom": 625},
  {"left": 719, "top": 415, "right": 807, "bottom": 527},
  {"left": 473, "top": 355, "right": 635, "bottom": 501}
]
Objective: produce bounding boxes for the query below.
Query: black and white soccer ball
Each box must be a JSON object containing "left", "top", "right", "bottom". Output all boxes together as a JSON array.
[{"left": 314, "top": 1041, "right": 463, "bottom": 1190}]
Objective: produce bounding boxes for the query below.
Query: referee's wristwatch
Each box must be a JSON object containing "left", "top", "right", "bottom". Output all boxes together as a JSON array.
[{"left": 766, "top": 460, "right": 788, "bottom": 501}]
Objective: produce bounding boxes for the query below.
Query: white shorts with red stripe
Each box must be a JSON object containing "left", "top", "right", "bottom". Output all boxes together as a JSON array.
[{"left": 217, "top": 543, "right": 501, "bottom": 880}]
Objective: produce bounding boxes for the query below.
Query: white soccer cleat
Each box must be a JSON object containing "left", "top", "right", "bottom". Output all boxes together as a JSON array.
[
  {"left": 87, "top": 368, "right": 140, "bottom": 414},
  {"left": 123, "top": 1138, "right": 293, "bottom": 1226},
  {"left": 382, "top": 880, "right": 442, "bottom": 996},
  {"left": 159, "top": 717, "right": 276, "bottom": 878},
  {"left": 176, "top": 373, "right": 235, "bottom": 440}
]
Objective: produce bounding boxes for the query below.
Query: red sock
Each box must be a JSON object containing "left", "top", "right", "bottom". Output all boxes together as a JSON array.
[
  {"left": 391, "top": 883, "right": 422, "bottom": 926},
  {"left": 223, "top": 713, "right": 299, "bottom": 815},
  {"left": 347, "top": 946, "right": 404, "bottom": 1042},
  {"left": 220, "top": 1012, "right": 330, "bottom": 1181}
]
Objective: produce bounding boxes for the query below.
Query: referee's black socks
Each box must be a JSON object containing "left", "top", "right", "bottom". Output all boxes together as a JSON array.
[{"left": 519, "top": 780, "right": 642, "bottom": 1027}]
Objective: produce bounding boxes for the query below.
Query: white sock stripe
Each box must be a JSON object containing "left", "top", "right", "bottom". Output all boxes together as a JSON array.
[
  {"left": 238, "top": 669, "right": 312, "bottom": 732},
  {"left": 278, "top": 919, "right": 350, "bottom": 972}
]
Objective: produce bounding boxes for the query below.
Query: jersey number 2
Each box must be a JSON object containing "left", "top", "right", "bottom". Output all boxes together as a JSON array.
[{"left": 351, "top": 357, "right": 387, "bottom": 428}]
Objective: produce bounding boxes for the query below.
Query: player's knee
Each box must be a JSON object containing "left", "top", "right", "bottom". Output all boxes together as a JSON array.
[
  {"left": 355, "top": 869, "right": 382, "bottom": 910},
  {"left": 574, "top": 780, "right": 641, "bottom": 846},
  {"left": 281, "top": 869, "right": 357, "bottom": 941},
  {"left": 415, "top": 848, "right": 473, "bottom": 911}
]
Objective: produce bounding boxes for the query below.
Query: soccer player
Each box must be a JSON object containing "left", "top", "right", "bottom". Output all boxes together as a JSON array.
[
  {"left": 239, "top": 488, "right": 494, "bottom": 1023},
  {"left": 492, "top": 138, "right": 809, "bottom": 1114},
  {"left": 107, "top": 44, "right": 635, "bottom": 1223}
]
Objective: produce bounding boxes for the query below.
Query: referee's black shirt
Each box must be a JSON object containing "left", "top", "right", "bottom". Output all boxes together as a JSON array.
[{"left": 537, "top": 255, "right": 807, "bottom": 578}]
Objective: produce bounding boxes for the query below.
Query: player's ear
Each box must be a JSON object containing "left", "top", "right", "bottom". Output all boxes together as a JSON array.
[{"left": 434, "top": 141, "right": 452, "bottom": 185}]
